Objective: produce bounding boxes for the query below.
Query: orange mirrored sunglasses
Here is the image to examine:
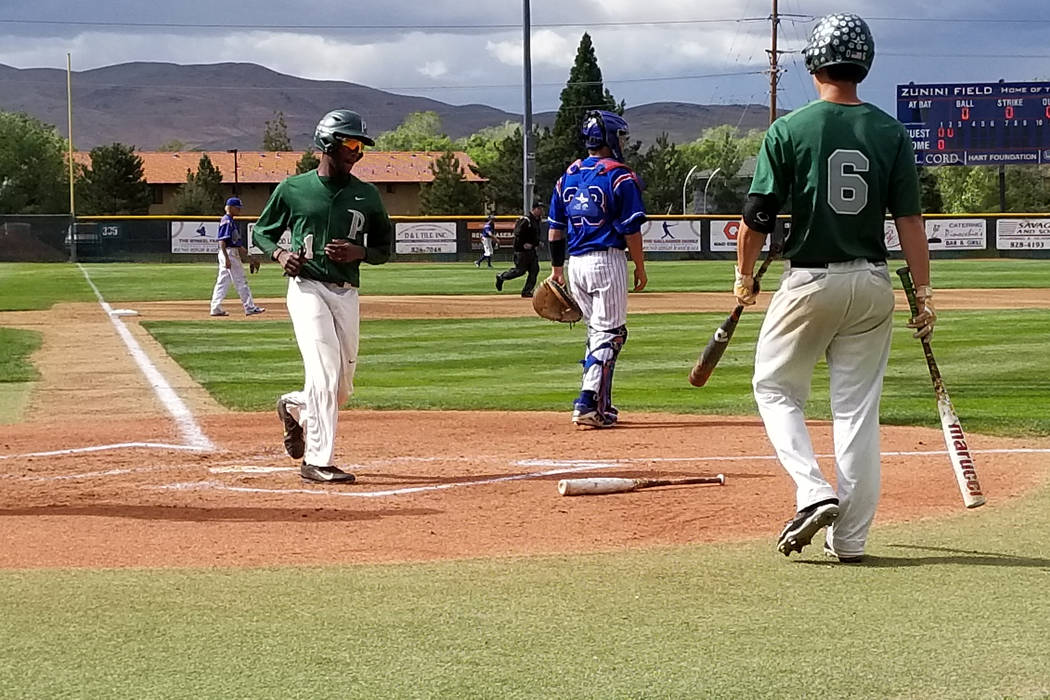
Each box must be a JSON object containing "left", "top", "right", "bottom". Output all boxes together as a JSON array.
[{"left": 337, "top": 136, "right": 365, "bottom": 153}]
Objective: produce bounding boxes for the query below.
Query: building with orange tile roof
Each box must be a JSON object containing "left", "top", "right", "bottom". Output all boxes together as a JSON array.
[{"left": 73, "top": 150, "right": 485, "bottom": 215}]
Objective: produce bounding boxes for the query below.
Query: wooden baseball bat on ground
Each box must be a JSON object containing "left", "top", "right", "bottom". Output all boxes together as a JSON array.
[
  {"left": 897, "top": 266, "right": 985, "bottom": 509},
  {"left": 558, "top": 474, "right": 725, "bottom": 496}
]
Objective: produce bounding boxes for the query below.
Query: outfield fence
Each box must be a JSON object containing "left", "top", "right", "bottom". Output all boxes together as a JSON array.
[{"left": 2, "top": 213, "right": 1049, "bottom": 263}]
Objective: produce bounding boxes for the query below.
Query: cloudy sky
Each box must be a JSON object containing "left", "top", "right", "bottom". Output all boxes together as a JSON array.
[{"left": 1, "top": 0, "right": 1049, "bottom": 119}]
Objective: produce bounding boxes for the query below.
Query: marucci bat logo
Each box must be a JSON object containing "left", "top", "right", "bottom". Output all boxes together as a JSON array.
[
  {"left": 714, "top": 328, "right": 730, "bottom": 343},
  {"left": 948, "top": 421, "right": 982, "bottom": 495}
]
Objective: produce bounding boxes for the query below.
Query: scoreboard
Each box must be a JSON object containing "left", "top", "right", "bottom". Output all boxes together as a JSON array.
[{"left": 896, "top": 81, "right": 1050, "bottom": 166}]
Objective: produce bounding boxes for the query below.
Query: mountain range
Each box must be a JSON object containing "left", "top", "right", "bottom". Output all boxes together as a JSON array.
[{"left": 0, "top": 62, "right": 778, "bottom": 150}]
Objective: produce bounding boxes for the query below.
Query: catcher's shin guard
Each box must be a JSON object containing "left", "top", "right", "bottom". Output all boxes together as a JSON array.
[{"left": 580, "top": 325, "right": 627, "bottom": 419}]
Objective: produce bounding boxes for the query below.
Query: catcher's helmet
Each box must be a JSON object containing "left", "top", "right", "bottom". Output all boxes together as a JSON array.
[
  {"left": 314, "top": 109, "right": 374, "bottom": 154},
  {"left": 581, "top": 110, "right": 629, "bottom": 162},
  {"left": 803, "top": 13, "right": 875, "bottom": 80}
]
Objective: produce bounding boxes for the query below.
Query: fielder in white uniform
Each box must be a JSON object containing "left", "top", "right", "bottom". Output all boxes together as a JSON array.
[
  {"left": 251, "top": 109, "right": 392, "bottom": 484},
  {"left": 734, "top": 13, "right": 935, "bottom": 562},
  {"left": 547, "top": 110, "right": 647, "bottom": 428},
  {"left": 209, "top": 196, "right": 264, "bottom": 317}
]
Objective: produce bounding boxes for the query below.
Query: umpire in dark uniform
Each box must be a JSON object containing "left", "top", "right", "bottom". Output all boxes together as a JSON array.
[{"left": 495, "top": 202, "right": 544, "bottom": 297}]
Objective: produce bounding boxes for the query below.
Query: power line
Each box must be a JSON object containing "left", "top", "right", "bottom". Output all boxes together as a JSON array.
[
  {"left": 0, "top": 17, "right": 772, "bottom": 31},
  {"left": 4, "top": 15, "right": 1050, "bottom": 31}
]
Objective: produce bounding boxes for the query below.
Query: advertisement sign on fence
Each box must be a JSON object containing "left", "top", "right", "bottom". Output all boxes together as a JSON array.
[
  {"left": 885, "top": 218, "right": 987, "bottom": 252},
  {"left": 171, "top": 221, "right": 219, "bottom": 254},
  {"left": 996, "top": 219, "right": 1050, "bottom": 250},
  {"left": 926, "top": 219, "right": 986, "bottom": 250},
  {"left": 247, "top": 223, "right": 291, "bottom": 256},
  {"left": 395, "top": 222, "right": 457, "bottom": 254},
  {"left": 710, "top": 219, "right": 771, "bottom": 252},
  {"left": 641, "top": 220, "right": 702, "bottom": 252}
]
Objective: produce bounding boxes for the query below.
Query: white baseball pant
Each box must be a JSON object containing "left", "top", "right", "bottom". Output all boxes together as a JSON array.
[
  {"left": 278, "top": 277, "right": 360, "bottom": 468},
  {"left": 567, "top": 248, "right": 628, "bottom": 393},
  {"left": 752, "top": 259, "right": 894, "bottom": 558},
  {"left": 209, "top": 249, "right": 256, "bottom": 314}
]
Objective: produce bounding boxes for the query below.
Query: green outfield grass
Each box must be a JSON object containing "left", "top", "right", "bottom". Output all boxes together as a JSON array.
[
  {"left": 5, "top": 260, "right": 1050, "bottom": 698},
  {"left": 2, "top": 487, "right": 1049, "bottom": 699},
  {"left": 2, "top": 258, "right": 1050, "bottom": 310},
  {"left": 144, "top": 308, "right": 1050, "bottom": 437},
  {"left": 0, "top": 327, "right": 41, "bottom": 423}
]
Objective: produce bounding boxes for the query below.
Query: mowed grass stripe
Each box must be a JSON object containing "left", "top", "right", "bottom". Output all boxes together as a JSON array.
[
  {"left": 4, "top": 259, "right": 1050, "bottom": 309},
  {"left": 1, "top": 486, "right": 1049, "bottom": 698},
  {"left": 143, "top": 308, "right": 1050, "bottom": 436}
]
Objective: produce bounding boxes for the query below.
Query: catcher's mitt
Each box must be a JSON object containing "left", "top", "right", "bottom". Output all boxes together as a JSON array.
[
  {"left": 248, "top": 259, "right": 261, "bottom": 274},
  {"left": 533, "top": 276, "right": 583, "bottom": 324}
]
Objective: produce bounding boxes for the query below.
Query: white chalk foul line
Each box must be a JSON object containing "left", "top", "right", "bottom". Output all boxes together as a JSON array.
[
  {"left": 78, "top": 263, "right": 214, "bottom": 452},
  {"left": 147, "top": 446, "right": 1050, "bottom": 499},
  {"left": 0, "top": 441, "right": 207, "bottom": 462},
  {"left": 152, "top": 460, "right": 627, "bottom": 498}
]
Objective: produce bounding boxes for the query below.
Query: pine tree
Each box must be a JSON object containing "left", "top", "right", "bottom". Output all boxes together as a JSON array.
[
  {"left": 472, "top": 127, "right": 524, "bottom": 214},
  {"left": 534, "top": 33, "right": 621, "bottom": 203},
  {"left": 419, "top": 150, "right": 482, "bottom": 215},
  {"left": 637, "top": 133, "right": 688, "bottom": 215},
  {"left": 296, "top": 149, "right": 320, "bottom": 174},
  {"left": 79, "top": 143, "right": 152, "bottom": 215},
  {"left": 262, "top": 110, "right": 292, "bottom": 151},
  {"left": 171, "top": 154, "right": 225, "bottom": 215}
]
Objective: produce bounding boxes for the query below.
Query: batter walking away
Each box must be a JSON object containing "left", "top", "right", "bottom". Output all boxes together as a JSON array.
[
  {"left": 547, "top": 110, "right": 647, "bottom": 428},
  {"left": 251, "top": 109, "right": 393, "bottom": 483},
  {"left": 475, "top": 213, "right": 496, "bottom": 268},
  {"left": 209, "top": 196, "right": 265, "bottom": 317},
  {"left": 734, "top": 13, "right": 935, "bottom": 562},
  {"left": 495, "top": 202, "right": 543, "bottom": 298}
]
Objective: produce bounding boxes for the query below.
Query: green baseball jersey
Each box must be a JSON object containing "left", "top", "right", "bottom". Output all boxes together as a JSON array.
[
  {"left": 252, "top": 171, "right": 392, "bottom": 287},
  {"left": 750, "top": 100, "right": 921, "bottom": 262}
]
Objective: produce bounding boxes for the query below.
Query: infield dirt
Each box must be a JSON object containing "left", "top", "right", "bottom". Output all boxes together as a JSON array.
[{"left": 1, "top": 292, "right": 1049, "bottom": 570}]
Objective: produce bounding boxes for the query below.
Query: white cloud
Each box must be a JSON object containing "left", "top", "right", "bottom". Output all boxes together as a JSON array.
[
  {"left": 486, "top": 29, "right": 574, "bottom": 69},
  {"left": 419, "top": 60, "right": 448, "bottom": 78}
]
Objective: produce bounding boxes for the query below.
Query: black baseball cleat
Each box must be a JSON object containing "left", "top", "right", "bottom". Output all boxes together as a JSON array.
[
  {"left": 276, "top": 398, "right": 305, "bottom": 460},
  {"left": 776, "top": 498, "right": 840, "bottom": 556},
  {"left": 521, "top": 291, "right": 533, "bottom": 298},
  {"left": 300, "top": 463, "right": 356, "bottom": 483},
  {"left": 823, "top": 541, "right": 864, "bottom": 564},
  {"left": 495, "top": 275, "right": 504, "bottom": 291}
]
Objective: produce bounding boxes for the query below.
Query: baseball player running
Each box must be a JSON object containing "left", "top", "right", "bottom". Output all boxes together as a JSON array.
[
  {"left": 548, "top": 110, "right": 647, "bottom": 428},
  {"left": 476, "top": 214, "right": 496, "bottom": 268},
  {"left": 209, "top": 196, "right": 265, "bottom": 317},
  {"left": 251, "top": 109, "right": 393, "bottom": 483},
  {"left": 734, "top": 13, "right": 934, "bottom": 562}
]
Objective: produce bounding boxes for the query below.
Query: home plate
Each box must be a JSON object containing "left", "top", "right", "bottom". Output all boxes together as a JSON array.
[{"left": 209, "top": 465, "right": 296, "bottom": 474}]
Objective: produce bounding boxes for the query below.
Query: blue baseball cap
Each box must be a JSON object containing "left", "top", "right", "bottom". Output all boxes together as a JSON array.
[{"left": 226, "top": 197, "right": 243, "bottom": 207}]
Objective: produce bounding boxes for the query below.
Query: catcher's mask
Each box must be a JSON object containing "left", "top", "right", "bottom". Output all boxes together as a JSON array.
[{"left": 581, "top": 110, "right": 629, "bottom": 162}]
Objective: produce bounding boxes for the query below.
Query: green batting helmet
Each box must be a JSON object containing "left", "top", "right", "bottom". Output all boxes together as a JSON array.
[
  {"left": 803, "top": 13, "right": 875, "bottom": 79},
  {"left": 314, "top": 109, "right": 374, "bottom": 153}
]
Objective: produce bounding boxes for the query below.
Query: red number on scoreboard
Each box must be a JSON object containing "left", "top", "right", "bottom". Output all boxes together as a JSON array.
[
  {"left": 961, "top": 107, "right": 970, "bottom": 120},
  {"left": 1005, "top": 106, "right": 1015, "bottom": 119},
  {"left": 937, "top": 139, "right": 946, "bottom": 150},
  {"left": 1046, "top": 106, "right": 1050, "bottom": 119}
]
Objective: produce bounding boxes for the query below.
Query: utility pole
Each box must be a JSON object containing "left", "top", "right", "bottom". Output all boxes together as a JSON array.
[
  {"left": 522, "top": 0, "right": 535, "bottom": 213},
  {"left": 766, "top": 0, "right": 783, "bottom": 126}
]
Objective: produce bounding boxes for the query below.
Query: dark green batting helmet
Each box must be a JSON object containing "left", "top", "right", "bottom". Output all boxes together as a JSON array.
[
  {"left": 803, "top": 13, "right": 875, "bottom": 79},
  {"left": 314, "top": 109, "right": 374, "bottom": 153}
]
